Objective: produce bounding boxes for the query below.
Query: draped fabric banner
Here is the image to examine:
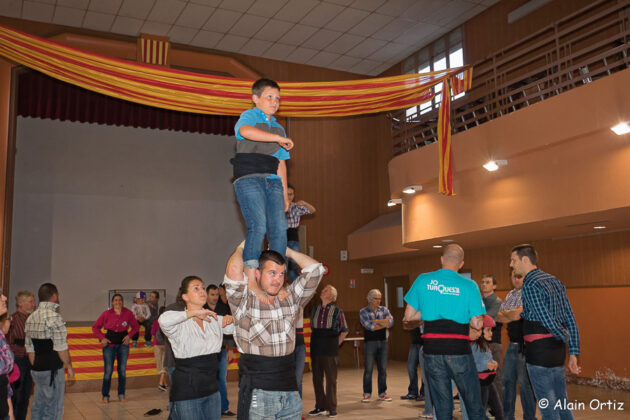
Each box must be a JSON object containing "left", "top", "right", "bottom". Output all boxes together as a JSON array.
[{"left": 0, "top": 24, "right": 473, "bottom": 193}]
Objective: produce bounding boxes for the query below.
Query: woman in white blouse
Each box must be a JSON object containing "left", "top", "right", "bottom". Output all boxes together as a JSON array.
[{"left": 159, "top": 276, "right": 234, "bottom": 420}]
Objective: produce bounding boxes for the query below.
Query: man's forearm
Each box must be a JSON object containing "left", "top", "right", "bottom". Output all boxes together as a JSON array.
[
  {"left": 27, "top": 352, "right": 34, "bottom": 365},
  {"left": 338, "top": 331, "right": 349, "bottom": 345},
  {"left": 286, "top": 247, "right": 317, "bottom": 269},
  {"left": 57, "top": 349, "right": 72, "bottom": 368},
  {"left": 226, "top": 243, "right": 245, "bottom": 281}
]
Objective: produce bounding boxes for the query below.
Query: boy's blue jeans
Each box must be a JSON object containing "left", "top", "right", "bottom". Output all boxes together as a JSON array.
[{"left": 235, "top": 177, "right": 287, "bottom": 269}]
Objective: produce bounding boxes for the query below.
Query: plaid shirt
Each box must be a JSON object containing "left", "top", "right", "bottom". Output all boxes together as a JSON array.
[
  {"left": 224, "top": 263, "right": 323, "bottom": 356},
  {"left": 287, "top": 202, "right": 312, "bottom": 229},
  {"left": 522, "top": 268, "right": 580, "bottom": 355},
  {"left": 359, "top": 305, "right": 393, "bottom": 331},
  {"left": 25, "top": 301, "right": 68, "bottom": 353},
  {"left": 500, "top": 288, "right": 523, "bottom": 311}
]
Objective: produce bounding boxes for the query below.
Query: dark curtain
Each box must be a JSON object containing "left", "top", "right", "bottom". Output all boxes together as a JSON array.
[{"left": 17, "top": 70, "right": 237, "bottom": 136}]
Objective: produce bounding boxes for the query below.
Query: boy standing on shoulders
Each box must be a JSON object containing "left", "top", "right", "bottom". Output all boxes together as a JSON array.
[{"left": 231, "top": 78, "right": 293, "bottom": 303}]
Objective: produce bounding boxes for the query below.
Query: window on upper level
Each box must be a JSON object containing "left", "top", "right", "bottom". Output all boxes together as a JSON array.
[{"left": 403, "top": 29, "right": 465, "bottom": 121}]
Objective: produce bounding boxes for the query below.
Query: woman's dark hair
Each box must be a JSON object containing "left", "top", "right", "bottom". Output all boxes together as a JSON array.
[
  {"left": 177, "top": 276, "right": 202, "bottom": 305},
  {"left": 111, "top": 293, "right": 123, "bottom": 303},
  {"left": 158, "top": 306, "right": 166, "bottom": 317},
  {"left": 473, "top": 331, "right": 490, "bottom": 352}
]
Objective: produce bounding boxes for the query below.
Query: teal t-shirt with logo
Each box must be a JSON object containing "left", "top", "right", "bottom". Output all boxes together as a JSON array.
[{"left": 404, "top": 269, "right": 486, "bottom": 325}]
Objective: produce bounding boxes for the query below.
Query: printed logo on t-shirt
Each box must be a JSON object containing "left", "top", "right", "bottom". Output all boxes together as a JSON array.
[{"left": 427, "top": 279, "right": 460, "bottom": 296}]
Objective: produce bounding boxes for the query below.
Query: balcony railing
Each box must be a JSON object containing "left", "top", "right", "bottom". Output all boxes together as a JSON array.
[{"left": 390, "top": 0, "right": 630, "bottom": 157}]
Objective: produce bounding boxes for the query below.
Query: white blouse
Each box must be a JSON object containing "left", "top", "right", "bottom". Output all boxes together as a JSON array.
[{"left": 158, "top": 310, "right": 234, "bottom": 359}]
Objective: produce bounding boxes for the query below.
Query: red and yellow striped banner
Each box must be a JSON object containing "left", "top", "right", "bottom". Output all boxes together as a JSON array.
[{"left": 68, "top": 319, "right": 312, "bottom": 381}]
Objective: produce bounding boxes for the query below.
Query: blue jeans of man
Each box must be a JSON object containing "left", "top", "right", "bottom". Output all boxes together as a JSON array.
[
  {"left": 218, "top": 348, "right": 230, "bottom": 413},
  {"left": 102, "top": 343, "right": 130, "bottom": 398},
  {"left": 235, "top": 177, "right": 288, "bottom": 269},
  {"left": 11, "top": 356, "right": 32, "bottom": 420},
  {"left": 424, "top": 354, "right": 487, "bottom": 420},
  {"left": 171, "top": 391, "right": 220, "bottom": 420},
  {"left": 294, "top": 343, "right": 306, "bottom": 396},
  {"left": 526, "top": 364, "right": 573, "bottom": 420},
  {"left": 407, "top": 343, "right": 420, "bottom": 396},
  {"left": 30, "top": 368, "right": 65, "bottom": 420},
  {"left": 287, "top": 240, "right": 301, "bottom": 282},
  {"left": 503, "top": 343, "right": 537, "bottom": 420},
  {"left": 249, "top": 389, "right": 302, "bottom": 420},
  {"left": 418, "top": 346, "right": 434, "bottom": 415},
  {"left": 363, "top": 340, "right": 388, "bottom": 396}
]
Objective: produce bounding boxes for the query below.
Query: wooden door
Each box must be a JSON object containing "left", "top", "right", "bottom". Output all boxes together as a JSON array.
[{"left": 384, "top": 275, "right": 412, "bottom": 361}]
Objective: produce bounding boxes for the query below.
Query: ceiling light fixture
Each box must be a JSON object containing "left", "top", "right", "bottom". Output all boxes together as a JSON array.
[
  {"left": 611, "top": 122, "right": 630, "bottom": 135},
  {"left": 593, "top": 225, "right": 607, "bottom": 230},
  {"left": 483, "top": 159, "right": 508, "bottom": 171},
  {"left": 432, "top": 245, "right": 443, "bottom": 248},
  {"left": 403, "top": 185, "right": 423, "bottom": 194},
  {"left": 387, "top": 198, "right": 402, "bottom": 207}
]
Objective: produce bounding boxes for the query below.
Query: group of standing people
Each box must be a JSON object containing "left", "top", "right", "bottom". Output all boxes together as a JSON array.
[{"left": 403, "top": 243, "right": 581, "bottom": 420}]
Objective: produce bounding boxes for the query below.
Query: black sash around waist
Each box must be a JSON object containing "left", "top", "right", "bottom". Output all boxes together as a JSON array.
[
  {"left": 31, "top": 338, "right": 64, "bottom": 372},
  {"left": 311, "top": 328, "right": 340, "bottom": 357},
  {"left": 231, "top": 153, "right": 279, "bottom": 180},
  {"left": 523, "top": 320, "right": 566, "bottom": 367},
  {"left": 364, "top": 326, "right": 386, "bottom": 342},
  {"left": 507, "top": 319, "right": 525, "bottom": 344},
  {"left": 237, "top": 352, "right": 297, "bottom": 420},
  {"left": 491, "top": 323, "right": 502, "bottom": 344},
  {"left": 295, "top": 327, "right": 305, "bottom": 347},
  {"left": 422, "top": 319, "right": 471, "bottom": 355},
  {"left": 0, "top": 374, "right": 7, "bottom": 418},
  {"left": 170, "top": 353, "right": 219, "bottom": 402},
  {"left": 287, "top": 227, "right": 299, "bottom": 242},
  {"left": 105, "top": 330, "right": 127, "bottom": 345},
  {"left": 12, "top": 338, "right": 25, "bottom": 347}
]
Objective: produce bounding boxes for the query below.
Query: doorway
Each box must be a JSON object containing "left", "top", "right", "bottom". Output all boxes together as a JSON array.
[{"left": 384, "top": 275, "right": 412, "bottom": 362}]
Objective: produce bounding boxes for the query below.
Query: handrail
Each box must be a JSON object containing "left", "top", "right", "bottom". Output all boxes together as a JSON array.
[{"left": 391, "top": 0, "right": 630, "bottom": 156}]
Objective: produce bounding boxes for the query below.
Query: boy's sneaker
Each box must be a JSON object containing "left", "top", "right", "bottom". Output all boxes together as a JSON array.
[
  {"left": 419, "top": 414, "right": 434, "bottom": 419},
  {"left": 328, "top": 411, "right": 337, "bottom": 418},
  {"left": 145, "top": 342, "right": 152, "bottom": 348},
  {"left": 308, "top": 408, "right": 326, "bottom": 416},
  {"left": 131, "top": 341, "right": 137, "bottom": 348},
  {"left": 361, "top": 394, "right": 371, "bottom": 403},
  {"left": 158, "top": 384, "right": 167, "bottom": 392},
  {"left": 378, "top": 394, "right": 392, "bottom": 402}
]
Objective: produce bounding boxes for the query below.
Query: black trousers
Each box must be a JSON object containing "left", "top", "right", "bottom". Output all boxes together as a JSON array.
[{"left": 312, "top": 355, "right": 338, "bottom": 412}]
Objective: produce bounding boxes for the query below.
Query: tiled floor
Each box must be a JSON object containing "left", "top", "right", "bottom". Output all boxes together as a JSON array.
[{"left": 41, "top": 361, "right": 630, "bottom": 419}]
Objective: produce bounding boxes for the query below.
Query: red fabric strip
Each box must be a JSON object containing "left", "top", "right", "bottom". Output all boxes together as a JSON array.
[
  {"left": 523, "top": 333, "right": 554, "bottom": 343},
  {"left": 421, "top": 333, "right": 470, "bottom": 340}
]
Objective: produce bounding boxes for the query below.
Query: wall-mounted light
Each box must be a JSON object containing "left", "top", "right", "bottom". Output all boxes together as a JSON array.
[
  {"left": 402, "top": 185, "right": 423, "bottom": 194},
  {"left": 593, "top": 225, "right": 606, "bottom": 230},
  {"left": 483, "top": 159, "right": 508, "bottom": 171},
  {"left": 611, "top": 122, "right": 630, "bottom": 135},
  {"left": 432, "top": 245, "right": 443, "bottom": 248},
  {"left": 387, "top": 198, "right": 402, "bottom": 207}
]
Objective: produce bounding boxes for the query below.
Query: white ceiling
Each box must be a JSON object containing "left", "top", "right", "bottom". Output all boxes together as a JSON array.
[{"left": 0, "top": 0, "right": 499, "bottom": 75}]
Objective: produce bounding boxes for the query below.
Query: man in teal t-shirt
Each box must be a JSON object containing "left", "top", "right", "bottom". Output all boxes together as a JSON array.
[{"left": 404, "top": 244, "right": 488, "bottom": 420}]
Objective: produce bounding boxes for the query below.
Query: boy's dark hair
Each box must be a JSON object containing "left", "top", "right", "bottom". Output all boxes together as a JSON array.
[
  {"left": 151, "top": 290, "right": 160, "bottom": 299},
  {"left": 482, "top": 274, "right": 496, "bottom": 285},
  {"left": 259, "top": 250, "right": 286, "bottom": 270},
  {"left": 206, "top": 284, "right": 219, "bottom": 293},
  {"left": 38, "top": 283, "right": 58, "bottom": 302},
  {"left": 511, "top": 244, "right": 538, "bottom": 266},
  {"left": 252, "top": 78, "right": 280, "bottom": 97}
]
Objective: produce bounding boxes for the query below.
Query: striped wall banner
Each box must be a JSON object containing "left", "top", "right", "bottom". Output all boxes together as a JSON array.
[
  {"left": 68, "top": 319, "right": 312, "bottom": 381},
  {"left": 138, "top": 34, "right": 169, "bottom": 66}
]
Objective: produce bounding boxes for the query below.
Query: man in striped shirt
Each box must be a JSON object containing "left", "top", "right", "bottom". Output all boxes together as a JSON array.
[
  {"left": 8, "top": 291, "right": 35, "bottom": 420},
  {"left": 510, "top": 244, "right": 580, "bottom": 420},
  {"left": 25, "top": 283, "right": 74, "bottom": 420}
]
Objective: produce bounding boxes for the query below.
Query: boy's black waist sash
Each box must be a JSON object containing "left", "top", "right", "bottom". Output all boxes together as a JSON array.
[
  {"left": 523, "top": 320, "right": 566, "bottom": 367},
  {"left": 237, "top": 352, "right": 297, "bottom": 420},
  {"left": 422, "top": 319, "right": 471, "bottom": 355},
  {"left": 231, "top": 153, "right": 279, "bottom": 180},
  {"left": 170, "top": 353, "right": 219, "bottom": 402}
]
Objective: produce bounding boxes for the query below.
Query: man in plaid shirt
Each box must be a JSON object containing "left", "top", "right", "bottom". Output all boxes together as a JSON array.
[
  {"left": 25, "top": 283, "right": 74, "bottom": 420},
  {"left": 224, "top": 241, "right": 324, "bottom": 420}
]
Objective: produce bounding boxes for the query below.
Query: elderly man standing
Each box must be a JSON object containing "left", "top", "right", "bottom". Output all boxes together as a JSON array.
[
  {"left": 404, "top": 244, "right": 487, "bottom": 420},
  {"left": 308, "top": 285, "right": 348, "bottom": 418},
  {"left": 25, "top": 283, "right": 75, "bottom": 420},
  {"left": 510, "top": 244, "right": 580, "bottom": 420},
  {"left": 360, "top": 288, "right": 394, "bottom": 403},
  {"left": 8, "top": 291, "right": 36, "bottom": 420},
  {"left": 224, "top": 242, "right": 324, "bottom": 420}
]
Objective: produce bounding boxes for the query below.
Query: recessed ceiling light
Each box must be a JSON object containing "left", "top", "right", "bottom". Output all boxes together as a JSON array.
[
  {"left": 483, "top": 159, "right": 508, "bottom": 171},
  {"left": 442, "top": 239, "right": 454, "bottom": 243},
  {"left": 593, "top": 225, "right": 606, "bottom": 230},
  {"left": 433, "top": 245, "right": 443, "bottom": 248},
  {"left": 387, "top": 198, "right": 402, "bottom": 207},
  {"left": 403, "top": 185, "right": 423, "bottom": 194},
  {"left": 611, "top": 122, "right": 630, "bottom": 135}
]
